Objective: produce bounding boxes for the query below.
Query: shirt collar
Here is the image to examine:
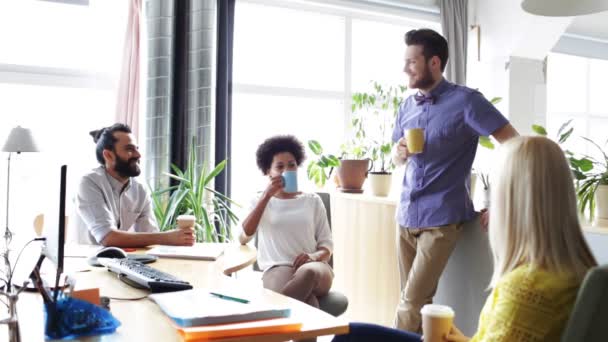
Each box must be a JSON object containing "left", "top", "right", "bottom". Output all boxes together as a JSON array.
[
  {"left": 103, "top": 167, "right": 131, "bottom": 193},
  {"left": 416, "top": 78, "right": 451, "bottom": 101}
]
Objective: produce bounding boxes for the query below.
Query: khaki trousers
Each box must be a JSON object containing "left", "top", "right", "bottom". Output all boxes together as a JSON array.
[
  {"left": 262, "top": 262, "right": 334, "bottom": 309},
  {"left": 394, "top": 223, "right": 463, "bottom": 333}
]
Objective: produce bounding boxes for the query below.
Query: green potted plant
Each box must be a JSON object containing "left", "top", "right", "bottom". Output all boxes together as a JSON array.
[
  {"left": 306, "top": 140, "right": 341, "bottom": 189},
  {"left": 533, "top": 121, "right": 608, "bottom": 225},
  {"left": 150, "top": 142, "right": 239, "bottom": 243},
  {"left": 351, "top": 82, "right": 407, "bottom": 196}
]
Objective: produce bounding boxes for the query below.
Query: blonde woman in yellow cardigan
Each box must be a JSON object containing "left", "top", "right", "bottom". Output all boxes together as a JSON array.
[{"left": 333, "top": 136, "right": 597, "bottom": 342}]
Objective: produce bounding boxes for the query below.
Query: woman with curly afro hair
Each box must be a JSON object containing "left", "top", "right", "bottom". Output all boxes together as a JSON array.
[{"left": 239, "top": 135, "right": 334, "bottom": 309}]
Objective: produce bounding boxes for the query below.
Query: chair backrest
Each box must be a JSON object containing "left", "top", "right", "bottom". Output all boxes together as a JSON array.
[
  {"left": 561, "top": 265, "right": 608, "bottom": 342},
  {"left": 253, "top": 192, "right": 333, "bottom": 271}
]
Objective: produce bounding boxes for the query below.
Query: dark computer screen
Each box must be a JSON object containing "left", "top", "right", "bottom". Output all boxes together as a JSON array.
[{"left": 42, "top": 164, "right": 67, "bottom": 296}]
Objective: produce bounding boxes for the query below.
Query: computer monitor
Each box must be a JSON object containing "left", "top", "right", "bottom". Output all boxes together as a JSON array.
[{"left": 37, "top": 164, "right": 67, "bottom": 303}]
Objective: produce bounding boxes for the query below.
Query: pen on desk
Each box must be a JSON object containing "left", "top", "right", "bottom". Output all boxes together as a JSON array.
[{"left": 210, "top": 292, "right": 250, "bottom": 304}]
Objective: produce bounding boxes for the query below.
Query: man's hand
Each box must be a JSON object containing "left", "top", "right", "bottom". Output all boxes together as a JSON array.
[
  {"left": 293, "top": 253, "right": 315, "bottom": 269},
  {"left": 392, "top": 138, "right": 410, "bottom": 166},
  {"left": 480, "top": 208, "right": 489, "bottom": 232},
  {"left": 397, "top": 138, "right": 410, "bottom": 160},
  {"left": 445, "top": 325, "right": 470, "bottom": 342},
  {"left": 164, "top": 227, "right": 196, "bottom": 246}
]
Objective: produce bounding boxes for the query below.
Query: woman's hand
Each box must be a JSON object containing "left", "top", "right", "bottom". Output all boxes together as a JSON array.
[
  {"left": 480, "top": 208, "right": 489, "bottom": 232},
  {"left": 445, "top": 325, "right": 470, "bottom": 342},
  {"left": 262, "top": 175, "right": 284, "bottom": 199},
  {"left": 293, "top": 253, "right": 315, "bottom": 269}
]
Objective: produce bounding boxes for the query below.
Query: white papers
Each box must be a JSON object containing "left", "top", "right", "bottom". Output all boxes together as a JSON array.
[
  {"left": 149, "top": 288, "right": 291, "bottom": 327},
  {"left": 146, "top": 243, "right": 226, "bottom": 260}
]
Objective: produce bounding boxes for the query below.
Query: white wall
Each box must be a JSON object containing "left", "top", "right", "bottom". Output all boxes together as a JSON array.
[{"left": 467, "top": 0, "right": 571, "bottom": 132}]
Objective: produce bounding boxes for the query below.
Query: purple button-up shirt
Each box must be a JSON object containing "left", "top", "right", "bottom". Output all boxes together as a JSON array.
[{"left": 392, "top": 79, "right": 508, "bottom": 229}]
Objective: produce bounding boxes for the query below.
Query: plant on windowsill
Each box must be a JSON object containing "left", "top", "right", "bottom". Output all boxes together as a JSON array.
[
  {"left": 150, "top": 141, "right": 239, "bottom": 243},
  {"left": 306, "top": 140, "right": 341, "bottom": 189},
  {"left": 336, "top": 82, "right": 408, "bottom": 195},
  {"left": 532, "top": 120, "right": 608, "bottom": 226},
  {"left": 350, "top": 82, "right": 408, "bottom": 196}
]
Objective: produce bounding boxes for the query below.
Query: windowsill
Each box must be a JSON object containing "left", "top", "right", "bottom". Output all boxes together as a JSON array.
[
  {"left": 583, "top": 223, "right": 608, "bottom": 235},
  {"left": 329, "top": 190, "right": 398, "bottom": 206}
]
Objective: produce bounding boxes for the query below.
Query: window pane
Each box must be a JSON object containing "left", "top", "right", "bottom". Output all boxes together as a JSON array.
[
  {"left": 233, "top": 2, "right": 344, "bottom": 91},
  {"left": 0, "top": 0, "right": 127, "bottom": 74},
  {"left": 231, "top": 93, "right": 343, "bottom": 210},
  {"left": 351, "top": 19, "right": 438, "bottom": 92},
  {"left": 587, "top": 119, "right": 608, "bottom": 169},
  {"left": 547, "top": 53, "right": 587, "bottom": 114},
  {"left": 0, "top": 83, "right": 114, "bottom": 242},
  {"left": 546, "top": 115, "right": 588, "bottom": 156},
  {"left": 589, "top": 58, "right": 608, "bottom": 116}
]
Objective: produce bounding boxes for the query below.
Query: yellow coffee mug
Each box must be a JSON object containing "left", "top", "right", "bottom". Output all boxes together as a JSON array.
[{"left": 405, "top": 128, "right": 425, "bottom": 154}]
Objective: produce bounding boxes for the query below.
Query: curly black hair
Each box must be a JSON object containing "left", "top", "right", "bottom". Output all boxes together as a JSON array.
[{"left": 256, "top": 135, "right": 306, "bottom": 175}]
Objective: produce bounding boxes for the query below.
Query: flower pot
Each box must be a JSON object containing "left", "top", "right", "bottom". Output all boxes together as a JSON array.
[
  {"left": 337, "top": 159, "right": 372, "bottom": 193},
  {"left": 369, "top": 172, "right": 392, "bottom": 197},
  {"left": 595, "top": 184, "right": 608, "bottom": 227}
]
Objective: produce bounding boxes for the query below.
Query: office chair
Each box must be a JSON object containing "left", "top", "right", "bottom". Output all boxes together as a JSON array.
[
  {"left": 252, "top": 192, "right": 349, "bottom": 317},
  {"left": 561, "top": 265, "right": 608, "bottom": 342}
]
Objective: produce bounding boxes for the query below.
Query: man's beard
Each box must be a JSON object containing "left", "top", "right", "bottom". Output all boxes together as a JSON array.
[
  {"left": 409, "top": 64, "right": 435, "bottom": 90},
  {"left": 114, "top": 155, "right": 141, "bottom": 178}
]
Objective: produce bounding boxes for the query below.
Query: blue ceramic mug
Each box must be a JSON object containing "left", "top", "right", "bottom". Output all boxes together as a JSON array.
[{"left": 281, "top": 170, "right": 298, "bottom": 193}]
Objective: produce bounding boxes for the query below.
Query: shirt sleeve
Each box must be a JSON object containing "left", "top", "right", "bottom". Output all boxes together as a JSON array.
[
  {"left": 75, "top": 176, "right": 115, "bottom": 244},
  {"left": 313, "top": 195, "right": 333, "bottom": 253},
  {"left": 133, "top": 188, "right": 159, "bottom": 233},
  {"left": 238, "top": 195, "right": 261, "bottom": 244},
  {"left": 464, "top": 91, "right": 509, "bottom": 137}
]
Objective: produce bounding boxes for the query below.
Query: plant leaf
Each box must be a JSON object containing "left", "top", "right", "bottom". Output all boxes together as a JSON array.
[
  {"left": 479, "top": 136, "right": 495, "bottom": 149},
  {"left": 558, "top": 127, "right": 573, "bottom": 144},
  {"left": 308, "top": 140, "right": 322, "bottom": 155},
  {"left": 531, "top": 124, "right": 548, "bottom": 136}
]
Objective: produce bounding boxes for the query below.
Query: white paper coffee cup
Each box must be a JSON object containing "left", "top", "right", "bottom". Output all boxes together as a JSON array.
[
  {"left": 176, "top": 214, "right": 196, "bottom": 229},
  {"left": 421, "top": 304, "right": 454, "bottom": 342}
]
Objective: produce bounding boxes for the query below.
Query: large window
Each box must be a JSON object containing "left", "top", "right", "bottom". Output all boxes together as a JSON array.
[
  {"left": 231, "top": 0, "right": 439, "bottom": 209},
  {"left": 547, "top": 52, "right": 608, "bottom": 165},
  {"left": 0, "top": 0, "right": 127, "bottom": 243}
]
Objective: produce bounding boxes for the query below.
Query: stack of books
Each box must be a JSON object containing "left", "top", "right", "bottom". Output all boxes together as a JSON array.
[{"left": 149, "top": 288, "right": 302, "bottom": 341}]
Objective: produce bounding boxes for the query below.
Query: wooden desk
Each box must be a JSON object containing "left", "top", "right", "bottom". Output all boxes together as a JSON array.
[{"left": 13, "top": 243, "right": 348, "bottom": 341}]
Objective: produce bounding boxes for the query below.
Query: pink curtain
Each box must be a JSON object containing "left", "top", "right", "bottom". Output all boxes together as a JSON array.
[{"left": 115, "top": 0, "right": 142, "bottom": 138}]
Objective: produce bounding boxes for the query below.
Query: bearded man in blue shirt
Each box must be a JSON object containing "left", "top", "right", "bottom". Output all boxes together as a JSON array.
[{"left": 391, "top": 28, "right": 519, "bottom": 333}]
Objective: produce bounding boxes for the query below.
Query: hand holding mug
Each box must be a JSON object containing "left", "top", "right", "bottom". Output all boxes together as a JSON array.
[
  {"left": 263, "top": 175, "right": 284, "bottom": 199},
  {"left": 397, "top": 137, "right": 410, "bottom": 160}
]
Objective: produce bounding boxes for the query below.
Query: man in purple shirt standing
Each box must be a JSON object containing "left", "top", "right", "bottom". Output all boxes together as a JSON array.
[{"left": 391, "top": 29, "right": 518, "bottom": 332}]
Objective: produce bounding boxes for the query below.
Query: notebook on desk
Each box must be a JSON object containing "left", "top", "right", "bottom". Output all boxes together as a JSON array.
[
  {"left": 149, "top": 288, "right": 291, "bottom": 328},
  {"left": 146, "top": 243, "right": 225, "bottom": 261},
  {"left": 176, "top": 317, "right": 302, "bottom": 341}
]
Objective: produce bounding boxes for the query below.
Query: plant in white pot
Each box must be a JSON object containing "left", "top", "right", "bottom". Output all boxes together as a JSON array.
[
  {"left": 531, "top": 120, "right": 608, "bottom": 226},
  {"left": 572, "top": 138, "right": 608, "bottom": 226},
  {"left": 350, "top": 82, "right": 407, "bottom": 196}
]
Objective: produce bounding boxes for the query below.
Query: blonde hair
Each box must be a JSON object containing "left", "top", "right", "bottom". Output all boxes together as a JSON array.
[{"left": 488, "top": 136, "right": 597, "bottom": 287}]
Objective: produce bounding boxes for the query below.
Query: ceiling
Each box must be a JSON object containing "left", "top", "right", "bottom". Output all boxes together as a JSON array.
[{"left": 567, "top": 11, "right": 608, "bottom": 40}]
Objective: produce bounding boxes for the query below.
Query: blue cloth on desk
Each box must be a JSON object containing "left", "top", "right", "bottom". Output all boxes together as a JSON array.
[{"left": 45, "top": 296, "right": 120, "bottom": 339}]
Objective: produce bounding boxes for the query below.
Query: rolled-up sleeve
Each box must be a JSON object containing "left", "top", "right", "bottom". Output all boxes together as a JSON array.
[
  {"left": 75, "top": 177, "right": 114, "bottom": 243},
  {"left": 313, "top": 196, "right": 333, "bottom": 253}
]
